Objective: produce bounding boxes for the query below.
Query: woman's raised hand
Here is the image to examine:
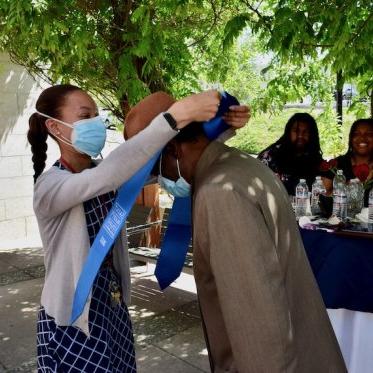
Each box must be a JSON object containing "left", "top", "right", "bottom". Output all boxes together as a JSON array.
[{"left": 167, "top": 90, "right": 221, "bottom": 129}]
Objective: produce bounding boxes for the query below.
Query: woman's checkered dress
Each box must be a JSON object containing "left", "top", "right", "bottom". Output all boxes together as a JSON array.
[{"left": 37, "top": 161, "right": 136, "bottom": 372}]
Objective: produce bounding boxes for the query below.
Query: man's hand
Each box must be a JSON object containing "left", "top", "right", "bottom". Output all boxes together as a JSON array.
[
  {"left": 222, "top": 105, "right": 251, "bottom": 129},
  {"left": 167, "top": 90, "right": 221, "bottom": 129}
]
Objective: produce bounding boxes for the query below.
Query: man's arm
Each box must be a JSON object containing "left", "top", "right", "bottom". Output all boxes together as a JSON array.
[{"left": 194, "top": 185, "right": 296, "bottom": 372}]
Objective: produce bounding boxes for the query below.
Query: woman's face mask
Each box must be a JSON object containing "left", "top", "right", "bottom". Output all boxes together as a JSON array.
[
  {"left": 158, "top": 153, "right": 191, "bottom": 198},
  {"left": 37, "top": 111, "right": 107, "bottom": 157}
]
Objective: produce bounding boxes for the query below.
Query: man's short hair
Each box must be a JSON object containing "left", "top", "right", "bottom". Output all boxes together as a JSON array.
[{"left": 175, "top": 121, "right": 206, "bottom": 143}]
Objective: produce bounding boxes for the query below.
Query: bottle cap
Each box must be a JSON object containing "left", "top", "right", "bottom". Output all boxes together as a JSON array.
[{"left": 300, "top": 179, "right": 306, "bottom": 182}]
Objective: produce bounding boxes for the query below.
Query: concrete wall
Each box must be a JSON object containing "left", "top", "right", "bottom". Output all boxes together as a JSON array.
[{"left": 0, "top": 53, "right": 55, "bottom": 249}]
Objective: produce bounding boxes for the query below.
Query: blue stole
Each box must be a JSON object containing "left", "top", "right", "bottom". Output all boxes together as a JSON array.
[
  {"left": 70, "top": 91, "right": 240, "bottom": 323},
  {"left": 203, "top": 91, "right": 239, "bottom": 139},
  {"left": 154, "top": 91, "right": 240, "bottom": 289},
  {"left": 70, "top": 152, "right": 160, "bottom": 324}
]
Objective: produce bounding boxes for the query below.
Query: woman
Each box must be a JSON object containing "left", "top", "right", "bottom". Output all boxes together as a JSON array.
[
  {"left": 323, "top": 118, "right": 373, "bottom": 206},
  {"left": 28, "top": 84, "right": 249, "bottom": 372},
  {"left": 258, "top": 112, "right": 324, "bottom": 195}
]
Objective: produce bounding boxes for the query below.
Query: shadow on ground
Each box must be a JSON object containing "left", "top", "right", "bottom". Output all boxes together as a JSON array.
[{"left": 0, "top": 249, "right": 209, "bottom": 372}]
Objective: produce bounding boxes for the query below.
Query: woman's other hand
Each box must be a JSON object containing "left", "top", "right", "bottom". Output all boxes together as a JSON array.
[
  {"left": 223, "top": 105, "right": 251, "bottom": 129},
  {"left": 168, "top": 90, "right": 221, "bottom": 129}
]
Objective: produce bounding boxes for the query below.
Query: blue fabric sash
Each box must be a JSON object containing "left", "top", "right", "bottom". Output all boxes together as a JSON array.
[
  {"left": 154, "top": 196, "right": 192, "bottom": 289},
  {"left": 70, "top": 152, "right": 160, "bottom": 324},
  {"left": 203, "top": 91, "right": 239, "bottom": 140},
  {"left": 71, "top": 91, "right": 240, "bottom": 322},
  {"left": 154, "top": 91, "right": 240, "bottom": 289}
]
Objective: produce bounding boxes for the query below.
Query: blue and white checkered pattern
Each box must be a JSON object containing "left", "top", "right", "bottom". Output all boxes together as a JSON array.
[{"left": 37, "top": 161, "right": 136, "bottom": 372}]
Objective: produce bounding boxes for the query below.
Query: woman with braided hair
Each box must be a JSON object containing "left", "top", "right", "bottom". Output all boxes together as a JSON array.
[
  {"left": 28, "top": 116, "right": 49, "bottom": 184},
  {"left": 27, "top": 84, "right": 250, "bottom": 372}
]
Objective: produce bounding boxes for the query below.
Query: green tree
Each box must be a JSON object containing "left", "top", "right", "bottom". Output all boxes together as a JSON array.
[
  {"left": 0, "top": 0, "right": 234, "bottom": 119},
  {"left": 223, "top": 0, "right": 373, "bottom": 121}
]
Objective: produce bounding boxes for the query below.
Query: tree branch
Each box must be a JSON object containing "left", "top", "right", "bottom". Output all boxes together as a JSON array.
[
  {"left": 347, "top": 13, "right": 373, "bottom": 46},
  {"left": 187, "top": 0, "right": 222, "bottom": 47},
  {"left": 8, "top": 52, "right": 53, "bottom": 85},
  {"left": 243, "top": 0, "right": 273, "bottom": 35}
]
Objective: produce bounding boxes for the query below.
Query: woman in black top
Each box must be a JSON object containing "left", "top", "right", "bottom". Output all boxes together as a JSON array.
[
  {"left": 258, "top": 113, "right": 324, "bottom": 195},
  {"left": 323, "top": 118, "right": 373, "bottom": 206}
]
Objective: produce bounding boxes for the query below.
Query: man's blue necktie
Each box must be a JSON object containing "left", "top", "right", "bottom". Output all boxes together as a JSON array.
[{"left": 154, "top": 91, "right": 240, "bottom": 289}]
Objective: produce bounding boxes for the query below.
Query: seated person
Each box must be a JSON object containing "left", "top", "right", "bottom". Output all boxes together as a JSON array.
[
  {"left": 124, "top": 93, "right": 346, "bottom": 373},
  {"left": 258, "top": 113, "right": 325, "bottom": 195},
  {"left": 323, "top": 118, "right": 373, "bottom": 206}
]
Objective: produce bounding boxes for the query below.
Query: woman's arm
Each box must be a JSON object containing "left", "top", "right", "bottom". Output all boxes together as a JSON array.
[
  {"left": 34, "top": 90, "right": 222, "bottom": 218},
  {"left": 34, "top": 114, "right": 175, "bottom": 218}
]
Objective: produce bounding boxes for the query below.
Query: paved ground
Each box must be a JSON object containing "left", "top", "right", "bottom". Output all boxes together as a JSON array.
[{"left": 0, "top": 248, "right": 209, "bottom": 373}]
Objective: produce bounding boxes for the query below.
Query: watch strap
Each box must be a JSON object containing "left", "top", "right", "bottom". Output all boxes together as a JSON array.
[{"left": 163, "top": 112, "right": 179, "bottom": 131}]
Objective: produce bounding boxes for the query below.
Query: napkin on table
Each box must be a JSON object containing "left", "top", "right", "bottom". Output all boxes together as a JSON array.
[{"left": 356, "top": 208, "right": 369, "bottom": 223}]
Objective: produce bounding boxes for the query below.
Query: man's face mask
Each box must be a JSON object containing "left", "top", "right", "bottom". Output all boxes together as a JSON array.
[
  {"left": 37, "top": 111, "right": 107, "bottom": 157},
  {"left": 158, "top": 153, "right": 191, "bottom": 198}
]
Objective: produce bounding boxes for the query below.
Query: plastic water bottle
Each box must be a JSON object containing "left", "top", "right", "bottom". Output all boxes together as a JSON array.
[
  {"left": 332, "top": 178, "right": 347, "bottom": 221},
  {"left": 369, "top": 189, "right": 373, "bottom": 223},
  {"left": 347, "top": 178, "right": 364, "bottom": 218},
  {"left": 333, "top": 169, "right": 346, "bottom": 189},
  {"left": 295, "top": 179, "right": 309, "bottom": 218},
  {"left": 311, "top": 176, "right": 326, "bottom": 216}
]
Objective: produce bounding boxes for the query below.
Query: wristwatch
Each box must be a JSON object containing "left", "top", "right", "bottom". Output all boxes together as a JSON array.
[{"left": 163, "top": 112, "right": 179, "bottom": 131}]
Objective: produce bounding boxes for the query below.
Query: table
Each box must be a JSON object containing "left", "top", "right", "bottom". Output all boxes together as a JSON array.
[
  {"left": 301, "top": 229, "right": 373, "bottom": 372},
  {"left": 327, "top": 309, "right": 373, "bottom": 373}
]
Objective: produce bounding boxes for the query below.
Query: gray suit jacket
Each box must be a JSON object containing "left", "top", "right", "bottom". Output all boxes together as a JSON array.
[{"left": 192, "top": 141, "right": 346, "bottom": 373}]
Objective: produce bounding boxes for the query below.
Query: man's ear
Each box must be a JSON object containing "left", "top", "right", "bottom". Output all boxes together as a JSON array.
[
  {"left": 150, "top": 141, "right": 177, "bottom": 177},
  {"left": 164, "top": 140, "right": 179, "bottom": 158}
]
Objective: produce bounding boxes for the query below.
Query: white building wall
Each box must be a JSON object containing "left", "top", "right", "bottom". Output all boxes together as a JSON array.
[
  {"left": 0, "top": 53, "right": 123, "bottom": 250},
  {"left": 0, "top": 53, "right": 55, "bottom": 249}
]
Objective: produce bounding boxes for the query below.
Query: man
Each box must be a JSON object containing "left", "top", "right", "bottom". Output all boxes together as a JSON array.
[{"left": 125, "top": 92, "right": 346, "bottom": 373}]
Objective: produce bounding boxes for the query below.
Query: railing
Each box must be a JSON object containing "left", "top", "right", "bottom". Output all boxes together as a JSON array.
[{"left": 126, "top": 205, "right": 193, "bottom": 272}]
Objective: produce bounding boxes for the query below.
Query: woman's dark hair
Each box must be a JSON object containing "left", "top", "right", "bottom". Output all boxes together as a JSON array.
[
  {"left": 265, "top": 112, "right": 323, "bottom": 171},
  {"left": 27, "top": 84, "right": 82, "bottom": 183},
  {"left": 276, "top": 112, "right": 322, "bottom": 155},
  {"left": 346, "top": 118, "right": 373, "bottom": 157}
]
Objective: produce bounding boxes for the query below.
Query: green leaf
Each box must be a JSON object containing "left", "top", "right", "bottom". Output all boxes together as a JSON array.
[{"left": 223, "top": 14, "right": 250, "bottom": 51}]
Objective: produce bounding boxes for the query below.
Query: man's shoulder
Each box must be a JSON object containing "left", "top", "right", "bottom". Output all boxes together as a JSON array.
[
  {"left": 195, "top": 143, "right": 285, "bottom": 201},
  {"left": 207, "top": 144, "right": 267, "bottom": 176},
  {"left": 209, "top": 141, "right": 253, "bottom": 162},
  {"left": 194, "top": 149, "right": 254, "bottom": 196}
]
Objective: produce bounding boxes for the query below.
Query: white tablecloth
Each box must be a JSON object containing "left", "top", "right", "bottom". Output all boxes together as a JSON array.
[{"left": 328, "top": 309, "right": 373, "bottom": 373}]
